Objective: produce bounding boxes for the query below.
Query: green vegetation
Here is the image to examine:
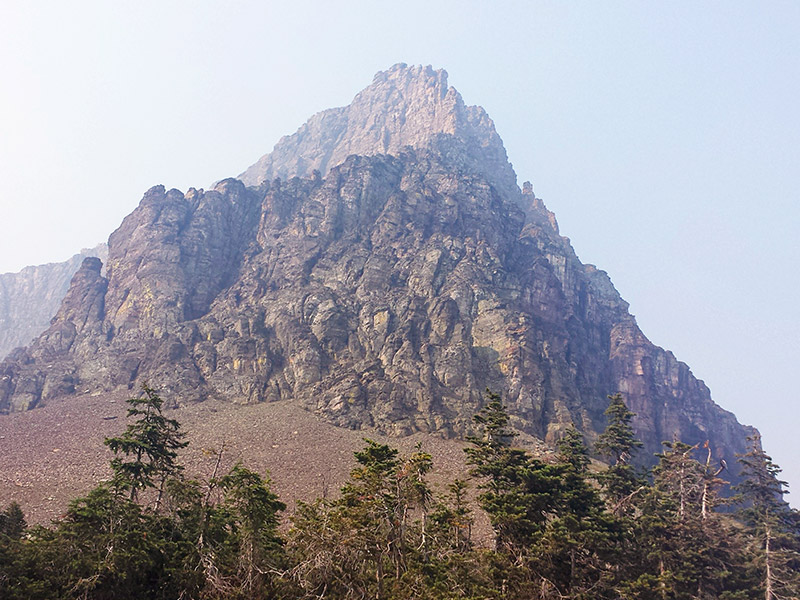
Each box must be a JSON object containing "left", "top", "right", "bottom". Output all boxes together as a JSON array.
[{"left": 1, "top": 387, "right": 798, "bottom": 599}]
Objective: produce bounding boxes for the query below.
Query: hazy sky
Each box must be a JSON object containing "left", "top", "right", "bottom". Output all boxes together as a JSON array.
[{"left": 1, "top": 2, "right": 798, "bottom": 498}]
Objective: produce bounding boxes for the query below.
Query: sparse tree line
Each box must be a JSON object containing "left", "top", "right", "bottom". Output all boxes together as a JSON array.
[{"left": 1, "top": 386, "right": 798, "bottom": 599}]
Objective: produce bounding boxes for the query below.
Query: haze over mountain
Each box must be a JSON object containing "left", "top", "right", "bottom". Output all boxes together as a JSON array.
[
  {"left": 0, "top": 65, "right": 756, "bottom": 477},
  {"left": 0, "top": 244, "right": 107, "bottom": 360}
]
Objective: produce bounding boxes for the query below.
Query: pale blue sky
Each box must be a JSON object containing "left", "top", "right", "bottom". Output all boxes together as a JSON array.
[{"left": 1, "top": 1, "right": 798, "bottom": 497}]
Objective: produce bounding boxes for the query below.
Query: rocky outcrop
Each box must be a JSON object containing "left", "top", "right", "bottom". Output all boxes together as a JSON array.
[
  {"left": 0, "top": 245, "right": 107, "bottom": 360},
  {"left": 239, "top": 63, "right": 518, "bottom": 201},
  {"left": 0, "top": 65, "right": 755, "bottom": 469}
]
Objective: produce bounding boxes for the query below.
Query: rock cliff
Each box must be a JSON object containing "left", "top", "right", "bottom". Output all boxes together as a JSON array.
[
  {"left": 239, "top": 63, "right": 518, "bottom": 202},
  {"left": 0, "top": 65, "right": 755, "bottom": 467},
  {"left": 0, "top": 244, "right": 107, "bottom": 360}
]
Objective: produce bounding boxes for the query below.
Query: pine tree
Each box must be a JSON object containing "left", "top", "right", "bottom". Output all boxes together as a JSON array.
[
  {"left": 104, "top": 383, "right": 188, "bottom": 505},
  {"left": 288, "top": 439, "right": 436, "bottom": 599},
  {"left": 590, "top": 394, "right": 649, "bottom": 596},
  {"left": 0, "top": 502, "right": 26, "bottom": 540},
  {"left": 212, "top": 463, "right": 287, "bottom": 598},
  {"left": 464, "top": 391, "right": 564, "bottom": 558},
  {"left": 534, "top": 427, "right": 620, "bottom": 598},
  {"left": 734, "top": 434, "right": 800, "bottom": 600},
  {"left": 621, "top": 441, "right": 753, "bottom": 599},
  {"left": 32, "top": 486, "right": 164, "bottom": 600},
  {"left": 557, "top": 427, "right": 591, "bottom": 472},
  {"left": 0, "top": 502, "right": 28, "bottom": 599},
  {"left": 594, "top": 393, "right": 645, "bottom": 513},
  {"left": 428, "top": 479, "right": 473, "bottom": 553}
]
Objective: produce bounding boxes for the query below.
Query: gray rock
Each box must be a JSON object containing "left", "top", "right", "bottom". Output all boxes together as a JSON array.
[
  {"left": 0, "top": 66, "right": 756, "bottom": 472},
  {"left": 0, "top": 244, "right": 107, "bottom": 360},
  {"left": 239, "top": 64, "right": 518, "bottom": 201}
]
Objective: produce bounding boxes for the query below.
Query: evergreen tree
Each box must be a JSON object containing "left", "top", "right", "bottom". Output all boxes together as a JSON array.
[
  {"left": 428, "top": 479, "right": 473, "bottom": 554},
  {"left": 0, "top": 502, "right": 26, "bottom": 540},
  {"left": 591, "top": 394, "right": 650, "bottom": 596},
  {"left": 594, "top": 393, "right": 645, "bottom": 513},
  {"left": 557, "top": 427, "right": 591, "bottom": 472},
  {"left": 464, "top": 391, "right": 564, "bottom": 556},
  {"left": 532, "top": 428, "right": 620, "bottom": 599},
  {"left": 29, "top": 486, "right": 166, "bottom": 600},
  {"left": 288, "top": 440, "right": 436, "bottom": 599},
  {"left": 734, "top": 434, "right": 800, "bottom": 600},
  {"left": 0, "top": 385, "right": 287, "bottom": 600},
  {"left": 104, "top": 383, "right": 188, "bottom": 505},
  {"left": 621, "top": 441, "right": 753, "bottom": 599},
  {"left": 207, "top": 463, "right": 287, "bottom": 599},
  {"left": 0, "top": 502, "right": 28, "bottom": 599}
]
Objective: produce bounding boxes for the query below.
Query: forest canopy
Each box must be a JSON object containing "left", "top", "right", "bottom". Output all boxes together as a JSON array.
[{"left": 1, "top": 387, "right": 798, "bottom": 599}]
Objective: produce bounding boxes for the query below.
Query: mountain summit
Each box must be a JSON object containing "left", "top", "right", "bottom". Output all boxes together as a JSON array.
[
  {"left": 240, "top": 63, "right": 517, "bottom": 200},
  {"left": 0, "top": 65, "right": 754, "bottom": 467}
]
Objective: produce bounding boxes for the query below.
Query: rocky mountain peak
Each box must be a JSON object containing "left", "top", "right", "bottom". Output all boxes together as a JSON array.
[
  {"left": 239, "top": 63, "right": 517, "bottom": 199},
  {"left": 0, "top": 66, "right": 756, "bottom": 476}
]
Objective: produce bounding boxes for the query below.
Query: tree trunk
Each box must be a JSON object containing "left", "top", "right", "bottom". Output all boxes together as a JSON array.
[
  {"left": 154, "top": 476, "right": 165, "bottom": 512},
  {"left": 376, "top": 549, "right": 384, "bottom": 600},
  {"left": 765, "top": 525, "right": 773, "bottom": 600},
  {"left": 679, "top": 464, "right": 686, "bottom": 521},
  {"left": 701, "top": 444, "right": 712, "bottom": 520},
  {"left": 570, "top": 547, "right": 576, "bottom": 593}
]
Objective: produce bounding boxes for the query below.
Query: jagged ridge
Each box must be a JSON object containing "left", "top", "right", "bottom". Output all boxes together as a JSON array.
[
  {"left": 0, "top": 245, "right": 107, "bottom": 360},
  {"left": 239, "top": 63, "right": 518, "bottom": 201},
  {"left": 0, "top": 65, "right": 755, "bottom": 469}
]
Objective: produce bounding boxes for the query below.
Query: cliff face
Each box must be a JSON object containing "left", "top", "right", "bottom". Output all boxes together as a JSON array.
[
  {"left": 0, "top": 65, "right": 754, "bottom": 465},
  {"left": 0, "top": 245, "right": 107, "bottom": 360},
  {"left": 239, "top": 63, "right": 518, "bottom": 202}
]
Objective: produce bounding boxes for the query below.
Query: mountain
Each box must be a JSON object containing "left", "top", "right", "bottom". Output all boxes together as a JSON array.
[
  {"left": 239, "top": 64, "right": 518, "bottom": 202},
  {"left": 0, "top": 244, "right": 107, "bottom": 360},
  {"left": 0, "top": 64, "right": 754, "bottom": 467}
]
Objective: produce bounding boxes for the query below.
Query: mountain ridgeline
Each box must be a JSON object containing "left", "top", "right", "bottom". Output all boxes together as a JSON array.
[
  {"left": 0, "top": 64, "right": 754, "bottom": 466},
  {"left": 0, "top": 245, "right": 107, "bottom": 360}
]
